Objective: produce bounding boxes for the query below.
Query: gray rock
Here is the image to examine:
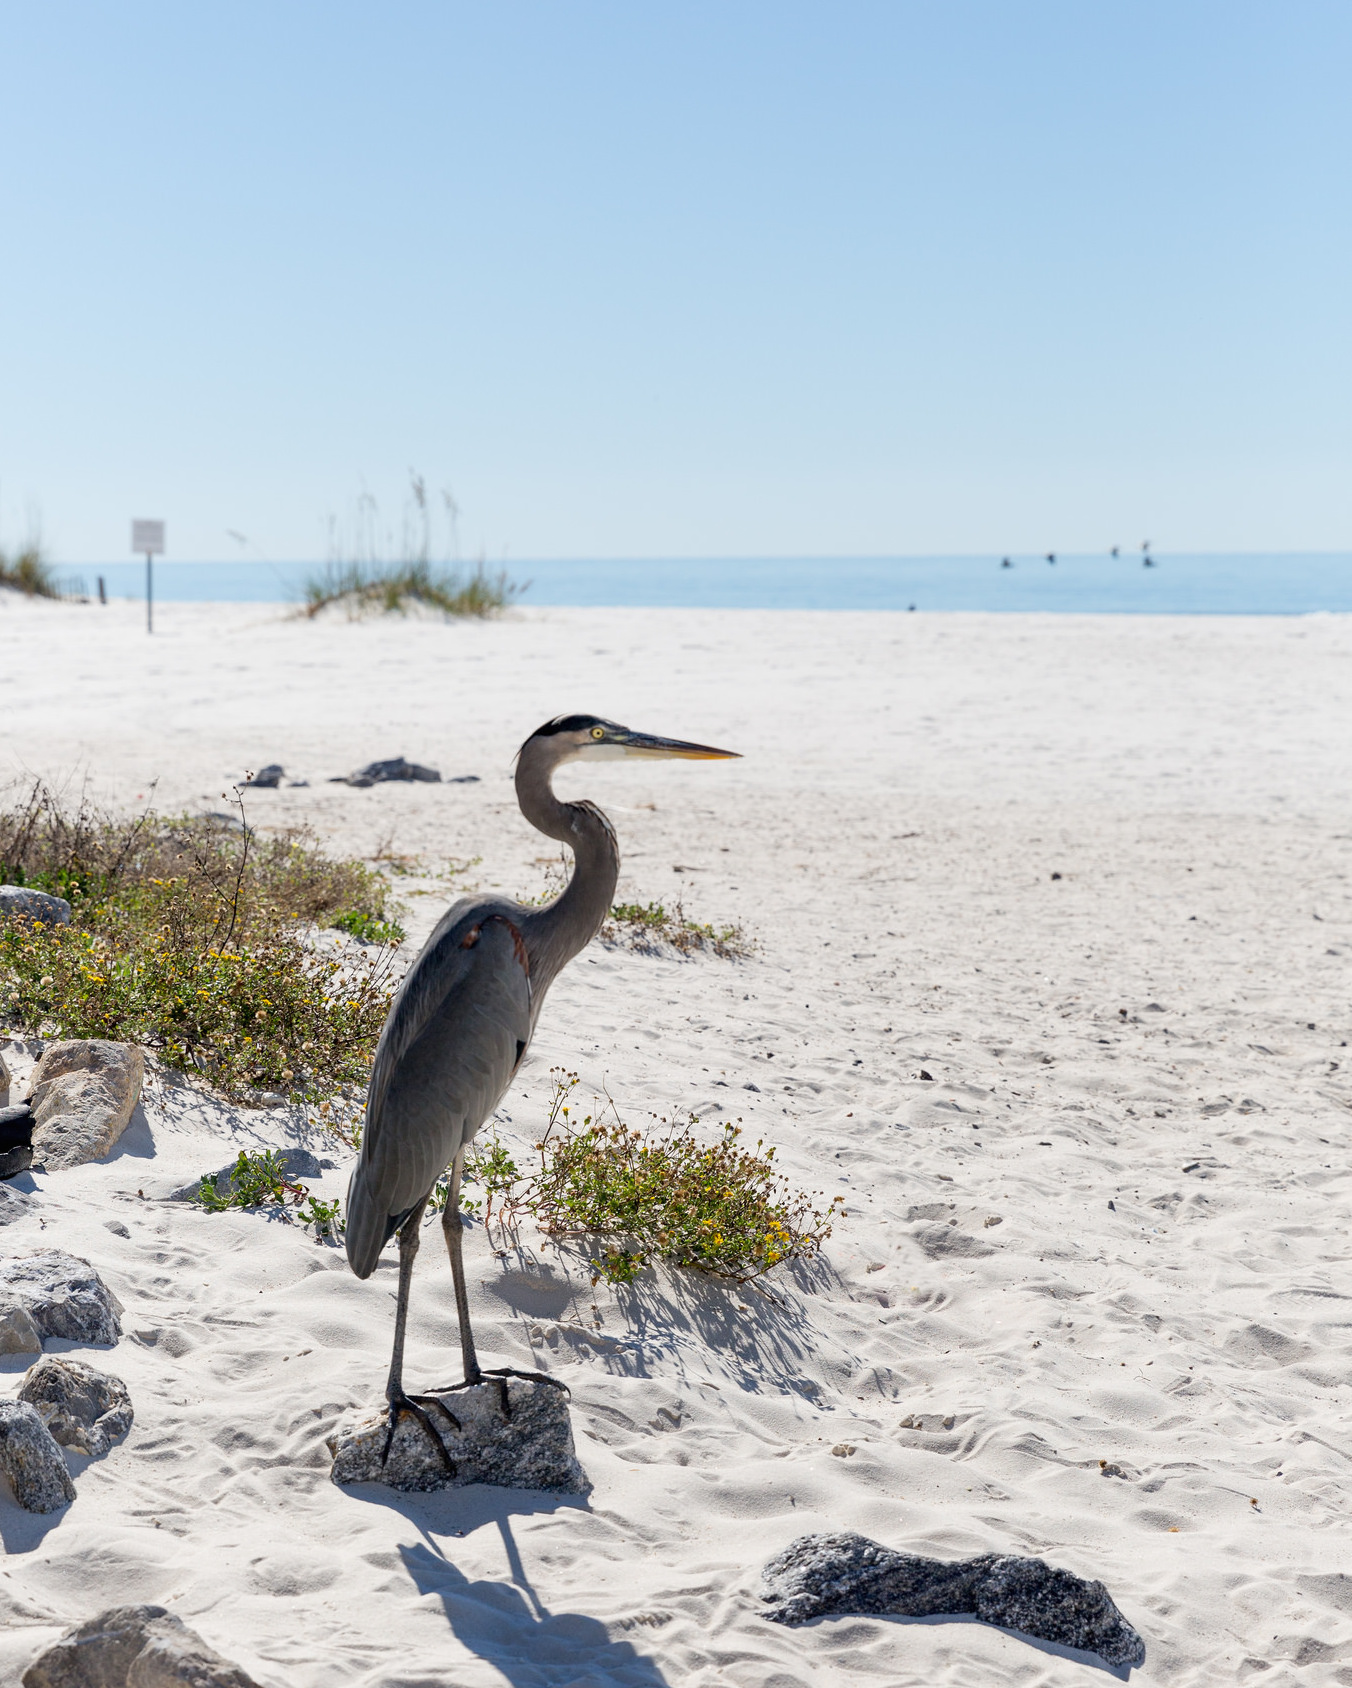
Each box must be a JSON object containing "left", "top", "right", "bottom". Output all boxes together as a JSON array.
[
  {"left": 0, "top": 1101, "right": 35, "bottom": 1180},
  {"left": 332, "top": 756, "right": 442, "bottom": 788},
  {"left": 22, "top": 1604, "right": 263, "bottom": 1688},
  {"left": 18, "top": 1356, "right": 133, "bottom": 1457},
  {"left": 759, "top": 1532, "right": 1145, "bottom": 1670},
  {"left": 0, "top": 887, "right": 72, "bottom": 928},
  {"left": 0, "top": 1401, "right": 75, "bottom": 1511},
  {"left": 0, "top": 1144, "right": 34, "bottom": 1179},
  {"left": 242, "top": 764, "right": 283, "bottom": 788},
  {"left": 329, "top": 1376, "right": 588, "bottom": 1494},
  {"left": 0, "top": 1250, "right": 123, "bottom": 1346},
  {"left": 0, "top": 1295, "right": 43, "bottom": 1354},
  {"left": 0, "top": 1184, "right": 33, "bottom": 1225},
  {"left": 29, "top": 1041, "right": 143, "bottom": 1170}
]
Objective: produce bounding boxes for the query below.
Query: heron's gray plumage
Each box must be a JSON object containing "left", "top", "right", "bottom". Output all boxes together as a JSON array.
[{"left": 345, "top": 905, "right": 533, "bottom": 1277}]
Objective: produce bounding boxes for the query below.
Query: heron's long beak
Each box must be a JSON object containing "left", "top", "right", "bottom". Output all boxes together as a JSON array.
[{"left": 620, "top": 730, "right": 740, "bottom": 760}]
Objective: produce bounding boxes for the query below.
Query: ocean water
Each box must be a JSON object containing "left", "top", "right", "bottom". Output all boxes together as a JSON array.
[{"left": 61, "top": 553, "right": 1352, "bottom": 614}]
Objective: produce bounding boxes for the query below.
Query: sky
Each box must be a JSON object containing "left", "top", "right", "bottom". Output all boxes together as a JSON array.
[{"left": 0, "top": 2, "right": 1349, "bottom": 563}]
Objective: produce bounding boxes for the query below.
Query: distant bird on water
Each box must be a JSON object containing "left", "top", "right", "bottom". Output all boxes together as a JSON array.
[
  {"left": 1000, "top": 557, "right": 1012, "bottom": 569},
  {"left": 1046, "top": 552, "right": 1056, "bottom": 564},
  {"left": 344, "top": 713, "right": 740, "bottom": 1462}
]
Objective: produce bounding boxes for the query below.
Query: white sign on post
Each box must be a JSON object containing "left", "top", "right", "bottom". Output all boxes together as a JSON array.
[
  {"left": 131, "top": 520, "right": 165, "bottom": 555},
  {"left": 131, "top": 519, "right": 165, "bottom": 633}
]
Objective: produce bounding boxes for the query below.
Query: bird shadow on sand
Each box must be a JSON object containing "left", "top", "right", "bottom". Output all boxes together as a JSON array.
[{"left": 397, "top": 1515, "right": 673, "bottom": 1687}]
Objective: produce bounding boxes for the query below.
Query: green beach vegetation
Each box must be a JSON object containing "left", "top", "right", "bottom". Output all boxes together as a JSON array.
[
  {"left": 454, "top": 1070, "right": 843, "bottom": 1290},
  {"left": 0, "top": 781, "right": 399, "bottom": 1102},
  {"left": 0, "top": 541, "right": 59, "bottom": 598}
]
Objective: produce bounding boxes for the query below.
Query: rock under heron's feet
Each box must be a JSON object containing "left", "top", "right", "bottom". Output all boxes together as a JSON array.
[{"left": 329, "top": 1375, "right": 588, "bottom": 1494}]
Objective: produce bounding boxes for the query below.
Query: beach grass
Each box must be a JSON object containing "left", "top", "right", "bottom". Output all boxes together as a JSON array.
[
  {"left": 301, "top": 558, "right": 522, "bottom": 620},
  {"left": 602, "top": 899, "right": 751, "bottom": 959},
  {"left": 0, "top": 543, "right": 59, "bottom": 598},
  {"left": 305, "top": 472, "right": 524, "bottom": 619},
  {"left": 0, "top": 781, "right": 398, "bottom": 1101}
]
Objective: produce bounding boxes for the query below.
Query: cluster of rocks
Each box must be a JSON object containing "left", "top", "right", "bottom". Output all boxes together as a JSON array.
[
  {"left": 758, "top": 1531, "right": 1145, "bottom": 1669},
  {"left": 241, "top": 756, "right": 480, "bottom": 789},
  {"left": 0, "top": 1250, "right": 129, "bottom": 1513},
  {"left": 0, "top": 1039, "right": 142, "bottom": 1178},
  {"left": 0, "top": 1357, "right": 132, "bottom": 1512}
]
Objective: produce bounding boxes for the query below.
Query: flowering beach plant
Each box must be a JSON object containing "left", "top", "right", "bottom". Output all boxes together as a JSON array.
[{"left": 459, "top": 1070, "right": 844, "bottom": 1290}]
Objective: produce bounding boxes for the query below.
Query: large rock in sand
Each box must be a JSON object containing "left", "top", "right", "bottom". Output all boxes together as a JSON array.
[
  {"left": 759, "top": 1532, "right": 1145, "bottom": 1669},
  {"left": 329, "top": 1376, "right": 588, "bottom": 1493},
  {"left": 18, "top": 1356, "right": 132, "bottom": 1457},
  {"left": 22, "top": 1605, "right": 264, "bottom": 1688},
  {"left": 0, "top": 1251, "right": 122, "bottom": 1347},
  {"left": 29, "top": 1041, "right": 143, "bottom": 1170},
  {"left": 0, "top": 887, "right": 71, "bottom": 929},
  {"left": 0, "top": 1401, "right": 75, "bottom": 1512}
]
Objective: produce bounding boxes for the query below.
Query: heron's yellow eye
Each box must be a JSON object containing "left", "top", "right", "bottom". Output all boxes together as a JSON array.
[{"left": 591, "top": 726, "right": 604, "bottom": 740}]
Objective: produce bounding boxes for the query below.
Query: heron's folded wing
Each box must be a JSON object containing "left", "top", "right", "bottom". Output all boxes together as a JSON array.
[{"left": 346, "top": 917, "right": 531, "bottom": 1275}]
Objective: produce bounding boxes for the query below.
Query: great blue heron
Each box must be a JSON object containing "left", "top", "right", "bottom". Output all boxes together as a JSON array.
[{"left": 344, "top": 713, "right": 739, "bottom": 1460}]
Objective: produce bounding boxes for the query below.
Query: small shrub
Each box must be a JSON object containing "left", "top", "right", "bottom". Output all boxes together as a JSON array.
[
  {"left": 0, "top": 543, "right": 59, "bottom": 598},
  {"left": 195, "top": 1149, "right": 306, "bottom": 1211},
  {"left": 331, "top": 908, "right": 406, "bottom": 945},
  {"left": 194, "top": 1149, "right": 343, "bottom": 1239},
  {"left": 603, "top": 900, "right": 750, "bottom": 959},
  {"left": 461, "top": 1071, "right": 843, "bottom": 1289}
]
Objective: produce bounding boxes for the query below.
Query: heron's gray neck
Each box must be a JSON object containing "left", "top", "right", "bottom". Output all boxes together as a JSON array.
[{"left": 515, "top": 747, "right": 619, "bottom": 978}]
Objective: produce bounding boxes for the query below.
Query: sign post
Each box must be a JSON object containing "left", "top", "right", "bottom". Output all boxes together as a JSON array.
[{"left": 131, "top": 520, "right": 165, "bottom": 633}]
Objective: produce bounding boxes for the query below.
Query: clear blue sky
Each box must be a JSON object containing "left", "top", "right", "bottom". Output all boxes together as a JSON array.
[{"left": 1, "top": 2, "right": 1348, "bottom": 563}]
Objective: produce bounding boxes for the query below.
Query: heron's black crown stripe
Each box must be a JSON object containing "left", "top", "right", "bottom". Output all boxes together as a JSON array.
[{"left": 533, "top": 713, "right": 608, "bottom": 737}]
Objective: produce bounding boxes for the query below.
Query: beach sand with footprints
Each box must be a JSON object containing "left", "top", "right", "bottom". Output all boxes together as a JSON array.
[{"left": 0, "top": 595, "right": 1350, "bottom": 1685}]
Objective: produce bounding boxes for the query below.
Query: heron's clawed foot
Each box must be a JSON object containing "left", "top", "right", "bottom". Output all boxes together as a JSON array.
[
  {"left": 430, "top": 1366, "right": 569, "bottom": 1420},
  {"left": 382, "top": 1391, "right": 462, "bottom": 1472}
]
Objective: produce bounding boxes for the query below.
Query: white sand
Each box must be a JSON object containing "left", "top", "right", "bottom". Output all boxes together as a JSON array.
[{"left": 0, "top": 596, "right": 1350, "bottom": 1686}]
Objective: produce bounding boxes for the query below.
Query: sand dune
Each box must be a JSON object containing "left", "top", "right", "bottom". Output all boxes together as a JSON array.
[{"left": 0, "top": 597, "right": 1350, "bottom": 1685}]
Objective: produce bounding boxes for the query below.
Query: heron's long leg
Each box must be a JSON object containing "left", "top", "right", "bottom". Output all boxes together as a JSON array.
[
  {"left": 381, "top": 1198, "right": 457, "bottom": 1472},
  {"left": 442, "top": 1149, "right": 482, "bottom": 1386},
  {"left": 385, "top": 1197, "right": 427, "bottom": 1405},
  {"left": 436, "top": 1148, "right": 568, "bottom": 1416}
]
